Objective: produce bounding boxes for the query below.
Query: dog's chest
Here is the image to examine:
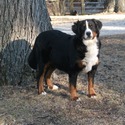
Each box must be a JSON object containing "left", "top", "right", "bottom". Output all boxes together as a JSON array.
[
  {"left": 85, "top": 43, "right": 98, "bottom": 61},
  {"left": 82, "top": 39, "right": 99, "bottom": 72}
]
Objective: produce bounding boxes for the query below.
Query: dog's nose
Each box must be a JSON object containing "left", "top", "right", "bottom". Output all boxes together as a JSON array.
[{"left": 86, "top": 32, "right": 91, "bottom": 37}]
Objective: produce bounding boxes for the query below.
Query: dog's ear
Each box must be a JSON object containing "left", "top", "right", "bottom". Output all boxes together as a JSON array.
[
  {"left": 92, "top": 19, "right": 102, "bottom": 30},
  {"left": 72, "top": 20, "right": 80, "bottom": 35}
]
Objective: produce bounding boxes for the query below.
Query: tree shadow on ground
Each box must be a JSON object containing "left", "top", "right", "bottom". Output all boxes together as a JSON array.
[{"left": 0, "top": 39, "right": 32, "bottom": 85}]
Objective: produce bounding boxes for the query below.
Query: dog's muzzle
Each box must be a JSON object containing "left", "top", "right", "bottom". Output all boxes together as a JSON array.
[{"left": 83, "top": 31, "right": 93, "bottom": 40}]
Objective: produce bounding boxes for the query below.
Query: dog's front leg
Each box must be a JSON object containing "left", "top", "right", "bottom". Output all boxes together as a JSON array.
[
  {"left": 87, "top": 65, "right": 98, "bottom": 98},
  {"left": 69, "top": 73, "right": 79, "bottom": 101}
]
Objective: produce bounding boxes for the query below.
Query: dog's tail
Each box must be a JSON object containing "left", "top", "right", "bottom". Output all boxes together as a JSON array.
[{"left": 28, "top": 47, "right": 37, "bottom": 70}]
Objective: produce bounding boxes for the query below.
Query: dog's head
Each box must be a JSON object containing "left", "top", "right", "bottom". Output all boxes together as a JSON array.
[{"left": 72, "top": 19, "right": 102, "bottom": 40}]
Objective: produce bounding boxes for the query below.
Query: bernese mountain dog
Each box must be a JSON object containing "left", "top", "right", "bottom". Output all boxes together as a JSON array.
[{"left": 28, "top": 19, "right": 102, "bottom": 101}]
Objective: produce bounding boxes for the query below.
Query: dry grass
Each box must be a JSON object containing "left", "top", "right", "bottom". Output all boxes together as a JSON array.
[{"left": 0, "top": 34, "right": 125, "bottom": 125}]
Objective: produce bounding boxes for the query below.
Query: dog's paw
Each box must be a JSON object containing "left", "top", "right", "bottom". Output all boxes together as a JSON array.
[
  {"left": 48, "top": 85, "right": 59, "bottom": 90},
  {"left": 52, "top": 85, "right": 59, "bottom": 90},
  {"left": 76, "top": 98, "right": 81, "bottom": 102},
  {"left": 71, "top": 96, "right": 81, "bottom": 101},
  {"left": 90, "top": 95, "right": 97, "bottom": 99},
  {"left": 88, "top": 94, "right": 96, "bottom": 98},
  {"left": 41, "top": 91, "right": 47, "bottom": 95}
]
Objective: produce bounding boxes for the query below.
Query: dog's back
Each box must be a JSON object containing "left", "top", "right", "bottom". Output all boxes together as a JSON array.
[{"left": 28, "top": 30, "right": 79, "bottom": 72}]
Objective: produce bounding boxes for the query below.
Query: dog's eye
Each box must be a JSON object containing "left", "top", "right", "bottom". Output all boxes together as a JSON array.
[{"left": 89, "top": 24, "right": 93, "bottom": 28}]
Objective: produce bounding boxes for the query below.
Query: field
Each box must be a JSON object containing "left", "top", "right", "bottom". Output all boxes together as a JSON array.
[{"left": 0, "top": 34, "right": 125, "bottom": 125}]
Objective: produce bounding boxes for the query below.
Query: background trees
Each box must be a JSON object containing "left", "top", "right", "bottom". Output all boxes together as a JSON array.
[
  {"left": 46, "top": 0, "right": 125, "bottom": 15},
  {"left": 0, "top": 0, "right": 52, "bottom": 85},
  {"left": 104, "top": 0, "right": 125, "bottom": 12}
]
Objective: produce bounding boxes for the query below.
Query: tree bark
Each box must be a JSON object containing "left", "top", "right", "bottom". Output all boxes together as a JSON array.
[
  {"left": 104, "top": 0, "right": 115, "bottom": 12},
  {"left": 0, "top": 0, "right": 52, "bottom": 85},
  {"left": 115, "top": 0, "right": 125, "bottom": 12},
  {"left": 104, "top": 0, "right": 125, "bottom": 12}
]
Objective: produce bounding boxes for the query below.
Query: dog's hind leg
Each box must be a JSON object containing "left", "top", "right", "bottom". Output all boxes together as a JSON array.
[
  {"left": 87, "top": 65, "right": 98, "bottom": 98},
  {"left": 45, "top": 66, "right": 59, "bottom": 90},
  {"left": 37, "top": 63, "right": 50, "bottom": 95},
  {"left": 69, "top": 73, "right": 79, "bottom": 101}
]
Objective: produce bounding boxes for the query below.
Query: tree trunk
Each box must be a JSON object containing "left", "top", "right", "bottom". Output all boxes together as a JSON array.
[
  {"left": 81, "top": 0, "right": 85, "bottom": 15},
  {"left": 104, "top": 0, "right": 115, "bottom": 12},
  {"left": 104, "top": 0, "right": 125, "bottom": 12},
  {"left": 115, "top": 0, "right": 125, "bottom": 12},
  {"left": 69, "top": 0, "right": 74, "bottom": 14},
  {"left": 0, "top": 0, "right": 52, "bottom": 85},
  {"left": 59, "top": 0, "right": 66, "bottom": 15}
]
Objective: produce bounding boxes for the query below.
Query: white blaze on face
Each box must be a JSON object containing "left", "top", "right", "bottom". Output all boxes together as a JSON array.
[{"left": 84, "top": 20, "right": 93, "bottom": 39}]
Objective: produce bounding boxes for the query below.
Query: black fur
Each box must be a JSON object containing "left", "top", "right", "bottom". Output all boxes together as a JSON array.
[{"left": 28, "top": 19, "right": 102, "bottom": 100}]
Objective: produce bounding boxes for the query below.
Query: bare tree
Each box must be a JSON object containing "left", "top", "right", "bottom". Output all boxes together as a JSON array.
[
  {"left": 104, "top": 0, "right": 115, "bottom": 12},
  {"left": 115, "top": 0, "right": 125, "bottom": 12},
  {"left": 0, "top": 0, "right": 52, "bottom": 85},
  {"left": 104, "top": 0, "right": 125, "bottom": 12}
]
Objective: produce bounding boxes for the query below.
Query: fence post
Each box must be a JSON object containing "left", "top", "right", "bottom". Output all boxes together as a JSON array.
[
  {"left": 69, "top": 0, "right": 74, "bottom": 14},
  {"left": 81, "top": 0, "right": 85, "bottom": 14}
]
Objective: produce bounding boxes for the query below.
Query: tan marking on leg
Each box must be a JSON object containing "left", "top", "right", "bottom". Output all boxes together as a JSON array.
[
  {"left": 45, "top": 67, "right": 55, "bottom": 90},
  {"left": 38, "top": 74, "right": 44, "bottom": 94},
  {"left": 69, "top": 84, "right": 78, "bottom": 101},
  {"left": 88, "top": 77, "right": 96, "bottom": 97},
  {"left": 38, "top": 62, "right": 51, "bottom": 94}
]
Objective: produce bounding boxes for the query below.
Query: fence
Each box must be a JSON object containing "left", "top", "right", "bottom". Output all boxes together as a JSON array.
[
  {"left": 46, "top": 0, "right": 105, "bottom": 15},
  {"left": 65, "top": 1, "right": 105, "bottom": 15},
  {"left": 85, "top": 2, "right": 104, "bottom": 14}
]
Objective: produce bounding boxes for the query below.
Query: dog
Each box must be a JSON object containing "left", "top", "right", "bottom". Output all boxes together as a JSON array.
[{"left": 28, "top": 19, "right": 102, "bottom": 101}]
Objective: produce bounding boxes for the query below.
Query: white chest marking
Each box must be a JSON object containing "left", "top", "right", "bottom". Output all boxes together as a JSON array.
[{"left": 82, "top": 37, "right": 99, "bottom": 73}]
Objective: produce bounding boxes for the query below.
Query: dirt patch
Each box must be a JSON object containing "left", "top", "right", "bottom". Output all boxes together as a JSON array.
[{"left": 0, "top": 34, "right": 125, "bottom": 125}]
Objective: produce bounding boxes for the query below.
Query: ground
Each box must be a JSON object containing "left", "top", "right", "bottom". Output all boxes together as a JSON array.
[
  {"left": 0, "top": 34, "right": 125, "bottom": 125},
  {"left": 0, "top": 13, "right": 125, "bottom": 125}
]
